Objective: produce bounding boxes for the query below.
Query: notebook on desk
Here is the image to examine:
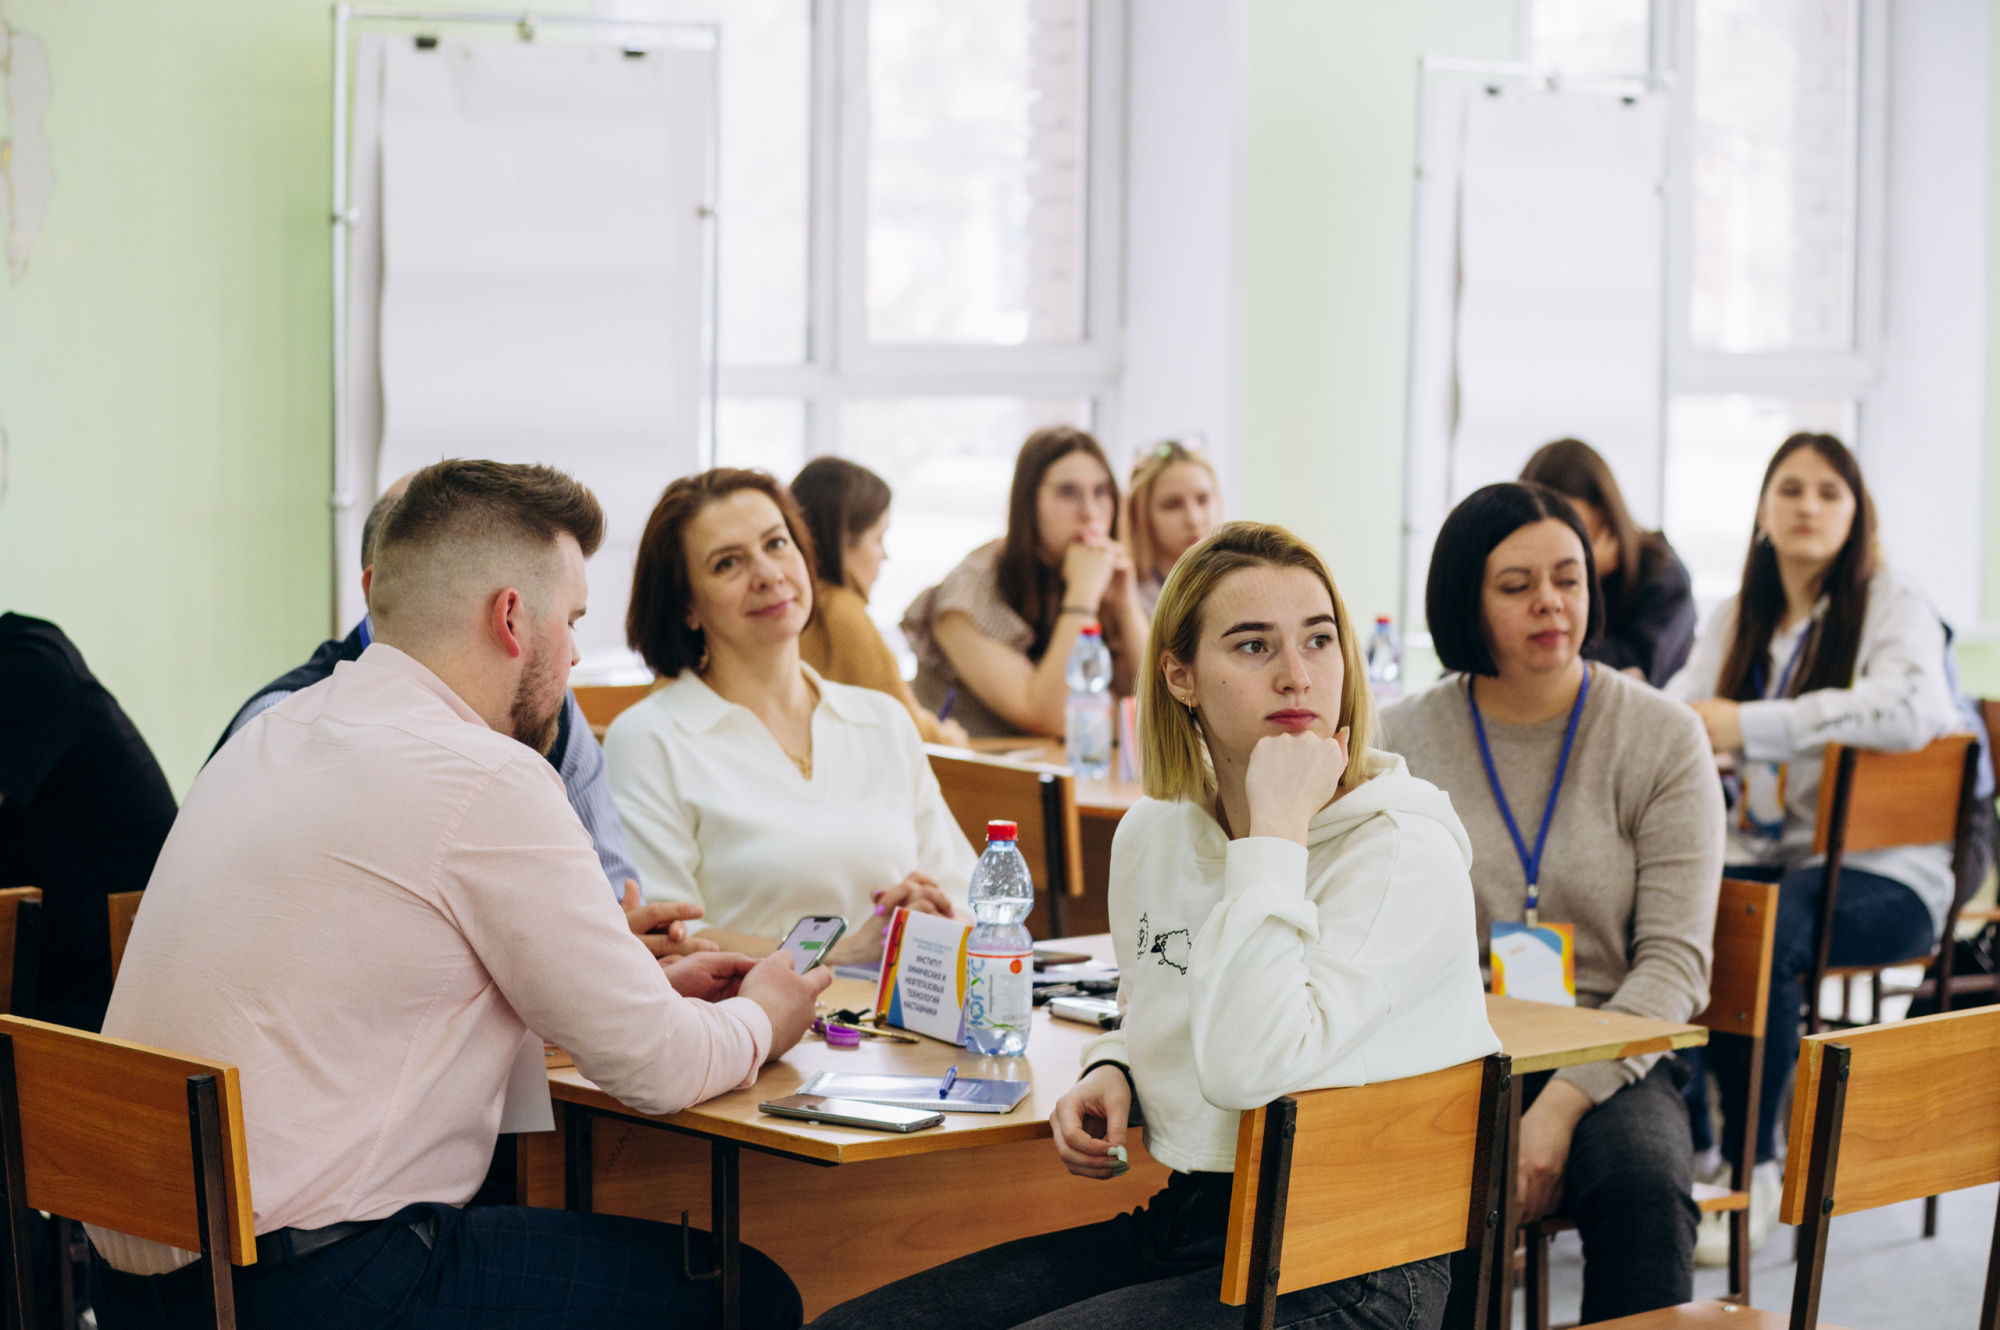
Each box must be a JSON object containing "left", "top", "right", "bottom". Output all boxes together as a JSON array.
[{"left": 796, "top": 1070, "right": 1031, "bottom": 1114}]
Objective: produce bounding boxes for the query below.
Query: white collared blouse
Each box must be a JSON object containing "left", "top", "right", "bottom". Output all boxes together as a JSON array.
[{"left": 605, "top": 665, "right": 977, "bottom": 940}]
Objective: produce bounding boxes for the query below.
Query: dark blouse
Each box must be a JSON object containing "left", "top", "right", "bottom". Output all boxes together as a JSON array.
[{"left": 1588, "top": 536, "right": 1697, "bottom": 687}]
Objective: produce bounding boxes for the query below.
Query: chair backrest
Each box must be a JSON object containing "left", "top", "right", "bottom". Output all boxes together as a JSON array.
[
  {"left": 108, "top": 891, "right": 144, "bottom": 983},
  {"left": 0, "top": 1016, "right": 254, "bottom": 1264},
  {"left": 1220, "top": 1055, "right": 1510, "bottom": 1318},
  {"left": 1781, "top": 1005, "right": 2000, "bottom": 1224},
  {"left": 0, "top": 890, "right": 39, "bottom": 1017},
  {"left": 1691, "top": 878, "right": 1780, "bottom": 1039},
  {"left": 573, "top": 683, "right": 653, "bottom": 737},
  {"left": 1812, "top": 733, "right": 1979, "bottom": 857},
  {"left": 925, "top": 747, "right": 1084, "bottom": 918}
]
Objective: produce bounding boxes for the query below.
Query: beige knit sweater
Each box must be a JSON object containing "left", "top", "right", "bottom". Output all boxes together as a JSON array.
[{"left": 1377, "top": 665, "right": 1724, "bottom": 1104}]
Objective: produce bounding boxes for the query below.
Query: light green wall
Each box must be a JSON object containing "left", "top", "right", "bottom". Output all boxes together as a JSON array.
[
  {"left": 1240, "top": 0, "right": 1520, "bottom": 631},
  {"left": 0, "top": 0, "right": 335, "bottom": 793}
]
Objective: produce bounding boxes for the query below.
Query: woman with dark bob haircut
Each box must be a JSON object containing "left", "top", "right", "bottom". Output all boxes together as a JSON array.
[
  {"left": 604, "top": 468, "right": 975, "bottom": 966},
  {"left": 1377, "top": 482, "right": 1723, "bottom": 1322},
  {"left": 901, "top": 426, "right": 1146, "bottom": 738},
  {"left": 1520, "top": 438, "right": 1697, "bottom": 685},
  {"left": 790, "top": 456, "right": 967, "bottom": 745}
]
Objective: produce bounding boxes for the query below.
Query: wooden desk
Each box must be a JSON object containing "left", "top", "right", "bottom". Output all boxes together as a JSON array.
[
  {"left": 532, "top": 941, "right": 1705, "bottom": 1324},
  {"left": 963, "top": 736, "right": 1141, "bottom": 819},
  {"left": 1480, "top": 995, "right": 1706, "bottom": 1330}
]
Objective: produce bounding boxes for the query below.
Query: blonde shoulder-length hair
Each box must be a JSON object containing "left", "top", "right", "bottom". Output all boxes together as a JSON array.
[
  {"left": 1125, "top": 439, "right": 1221, "bottom": 586},
  {"left": 1139, "top": 521, "right": 1377, "bottom": 805}
]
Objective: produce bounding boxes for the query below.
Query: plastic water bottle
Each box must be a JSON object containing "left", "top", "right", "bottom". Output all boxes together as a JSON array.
[
  {"left": 1366, "top": 616, "right": 1402, "bottom": 703},
  {"left": 965, "top": 820, "right": 1034, "bottom": 1057},
  {"left": 1064, "top": 622, "right": 1114, "bottom": 781}
]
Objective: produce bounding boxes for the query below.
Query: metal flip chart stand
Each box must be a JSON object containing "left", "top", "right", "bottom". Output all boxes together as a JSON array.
[{"left": 328, "top": 5, "right": 721, "bottom": 636}]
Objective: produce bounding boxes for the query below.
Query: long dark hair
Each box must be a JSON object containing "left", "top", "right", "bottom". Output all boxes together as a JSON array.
[
  {"left": 1715, "top": 433, "right": 1877, "bottom": 702},
  {"left": 791, "top": 456, "right": 892, "bottom": 590},
  {"left": 998, "top": 426, "right": 1120, "bottom": 658},
  {"left": 1519, "top": 438, "right": 1670, "bottom": 624}
]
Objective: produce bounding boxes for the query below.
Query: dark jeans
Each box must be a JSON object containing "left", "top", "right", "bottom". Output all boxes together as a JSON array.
[
  {"left": 1683, "top": 863, "right": 1935, "bottom": 1164},
  {"left": 1535, "top": 1059, "right": 1695, "bottom": 1324},
  {"left": 91, "top": 1203, "right": 802, "bottom": 1330},
  {"left": 808, "top": 1171, "right": 1450, "bottom": 1330}
]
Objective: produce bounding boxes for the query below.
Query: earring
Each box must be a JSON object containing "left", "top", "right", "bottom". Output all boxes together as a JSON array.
[
  {"left": 1184, "top": 697, "right": 1198, "bottom": 714},
  {"left": 1755, "top": 528, "right": 1773, "bottom": 546}
]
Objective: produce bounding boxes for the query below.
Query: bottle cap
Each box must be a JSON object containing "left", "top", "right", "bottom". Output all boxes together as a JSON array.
[
  {"left": 1375, "top": 615, "right": 1391, "bottom": 625},
  {"left": 1078, "top": 622, "right": 1102, "bottom": 636},
  {"left": 986, "top": 820, "right": 1019, "bottom": 841}
]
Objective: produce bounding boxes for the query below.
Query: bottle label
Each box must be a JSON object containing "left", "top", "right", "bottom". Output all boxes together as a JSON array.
[{"left": 965, "top": 948, "right": 1033, "bottom": 1037}]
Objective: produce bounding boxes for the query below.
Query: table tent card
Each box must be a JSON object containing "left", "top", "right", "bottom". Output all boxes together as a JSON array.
[{"left": 873, "top": 908, "right": 972, "bottom": 1045}]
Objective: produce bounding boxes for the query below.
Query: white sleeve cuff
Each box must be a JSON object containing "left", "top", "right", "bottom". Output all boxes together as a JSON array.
[{"left": 1737, "top": 700, "right": 1795, "bottom": 762}]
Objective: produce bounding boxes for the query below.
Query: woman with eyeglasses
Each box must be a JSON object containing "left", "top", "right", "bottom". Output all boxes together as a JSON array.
[{"left": 901, "top": 427, "right": 1146, "bottom": 738}]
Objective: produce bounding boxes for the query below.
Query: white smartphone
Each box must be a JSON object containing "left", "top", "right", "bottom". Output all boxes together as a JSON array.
[
  {"left": 777, "top": 915, "right": 848, "bottom": 973},
  {"left": 759, "top": 1094, "right": 944, "bottom": 1133}
]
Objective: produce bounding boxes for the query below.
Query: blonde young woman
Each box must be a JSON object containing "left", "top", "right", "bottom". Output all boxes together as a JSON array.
[
  {"left": 811, "top": 523, "right": 1498, "bottom": 1330},
  {"left": 1125, "top": 438, "right": 1220, "bottom": 616}
]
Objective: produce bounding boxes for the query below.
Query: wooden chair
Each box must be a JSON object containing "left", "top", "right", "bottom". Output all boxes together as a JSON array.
[
  {"left": 0, "top": 888, "right": 42, "bottom": 1019},
  {"left": 0, "top": 1015, "right": 256, "bottom": 1329},
  {"left": 109, "top": 891, "right": 144, "bottom": 982},
  {"left": 1221, "top": 1053, "right": 1513, "bottom": 1330},
  {"left": 1521, "top": 879, "right": 1779, "bottom": 1326},
  {"left": 1895, "top": 700, "right": 2000, "bottom": 1013},
  {"left": 572, "top": 683, "right": 653, "bottom": 739},
  {"left": 1591, "top": 1004, "right": 2000, "bottom": 1330},
  {"left": 1806, "top": 734, "right": 1981, "bottom": 1036},
  {"left": 924, "top": 746, "right": 1083, "bottom": 938}
]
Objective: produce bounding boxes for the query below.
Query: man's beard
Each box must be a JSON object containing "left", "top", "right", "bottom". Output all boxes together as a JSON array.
[{"left": 509, "top": 639, "right": 565, "bottom": 756}]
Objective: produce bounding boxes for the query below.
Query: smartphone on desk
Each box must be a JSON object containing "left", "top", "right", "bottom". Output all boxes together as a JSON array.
[
  {"left": 777, "top": 915, "right": 847, "bottom": 973},
  {"left": 760, "top": 1094, "right": 944, "bottom": 1133}
]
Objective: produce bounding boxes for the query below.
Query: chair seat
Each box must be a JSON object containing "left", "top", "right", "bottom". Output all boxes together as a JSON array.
[
  {"left": 1592, "top": 1299, "right": 1853, "bottom": 1329},
  {"left": 1692, "top": 1181, "right": 1748, "bottom": 1213},
  {"left": 1526, "top": 1181, "right": 1745, "bottom": 1239}
]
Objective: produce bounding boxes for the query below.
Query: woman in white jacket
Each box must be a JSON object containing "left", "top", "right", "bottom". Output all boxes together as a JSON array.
[
  {"left": 1668, "top": 432, "right": 1961, "bottom": 1257},
  {"left": 810, "top": 522, "right": 1499, "bottom": 1330}
]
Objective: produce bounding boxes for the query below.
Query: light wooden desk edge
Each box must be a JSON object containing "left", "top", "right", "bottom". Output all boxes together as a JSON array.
[{"left": 1486, "top": 992, "right": 1706, "bottom": 1073}]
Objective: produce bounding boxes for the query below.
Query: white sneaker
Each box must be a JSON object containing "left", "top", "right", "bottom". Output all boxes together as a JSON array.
[
  {"left": 1748, "top": 1160, "right": 1783, "bottom": 1253},
  {"left": 1694, "top": 1208, "right": 1731, "bottom": 1268}
]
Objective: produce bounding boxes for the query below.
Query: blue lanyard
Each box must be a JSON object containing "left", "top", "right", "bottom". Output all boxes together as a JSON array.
[
  {"left": 1468, "top": 665, "right": 1590, "bottom": 928},
  {"left": 1750, "top": 625, "right": 1810, "bottom": 701}
]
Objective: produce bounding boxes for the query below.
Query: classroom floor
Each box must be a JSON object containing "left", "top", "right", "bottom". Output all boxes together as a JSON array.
[{"left": 1528, "top": 1181, "right": 2000, "bottom": 1327}]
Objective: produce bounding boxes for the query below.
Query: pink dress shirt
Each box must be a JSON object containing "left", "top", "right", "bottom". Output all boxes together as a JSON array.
[{"left": 91, "top": 645, "right": 770, "bottom": 1273}]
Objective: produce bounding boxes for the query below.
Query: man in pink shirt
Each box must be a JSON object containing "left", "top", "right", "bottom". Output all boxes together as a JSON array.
[{"left": 89, "top": 461, "right": 829, "bottom": 1329}]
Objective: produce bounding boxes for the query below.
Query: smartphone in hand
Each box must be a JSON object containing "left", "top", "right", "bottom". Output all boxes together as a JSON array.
[{"left": 777, "top": 915, "right": 848, "bottom": 973}]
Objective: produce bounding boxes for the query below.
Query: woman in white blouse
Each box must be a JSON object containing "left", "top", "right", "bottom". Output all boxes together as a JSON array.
[{"left": 606, "top": 469, "right": 975, "bottom": 965}]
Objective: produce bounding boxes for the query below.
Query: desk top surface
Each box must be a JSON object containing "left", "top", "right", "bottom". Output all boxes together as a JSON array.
[{"left": 550, "top": 936, "right": 1706, "bottom": 1163}]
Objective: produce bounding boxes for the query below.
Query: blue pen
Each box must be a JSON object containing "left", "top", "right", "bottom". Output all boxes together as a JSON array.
[
  {"left": 939, "top": 1065, "right": 958, "bottom": 1099},
  {"left": 937, "top": 688, "right": 959, "bottom": 723}
]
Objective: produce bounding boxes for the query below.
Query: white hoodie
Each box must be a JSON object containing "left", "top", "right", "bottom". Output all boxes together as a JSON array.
[{"left": 1080, "top": 749, "right": 1501, "bottom": 1175}]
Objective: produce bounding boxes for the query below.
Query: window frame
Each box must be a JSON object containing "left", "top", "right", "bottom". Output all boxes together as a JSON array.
[{"left": 714, "top": 0, "right": 1127, "bottom": 461}]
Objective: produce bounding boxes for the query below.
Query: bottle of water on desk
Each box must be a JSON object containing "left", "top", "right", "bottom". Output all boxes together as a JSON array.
[
  {"left": 1366, "top": 615, "right": 1402, "bottom": 703},
  {"left": 1064, "top": 622, "right": 1113, "bottom": 780},
  {"left": 965, "top": 820, "right": 1034, "bottom": 1057}
]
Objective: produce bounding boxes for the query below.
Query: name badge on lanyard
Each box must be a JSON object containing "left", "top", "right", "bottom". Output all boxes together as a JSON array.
[
  {"left": 1740, "top": 629, "right": 1812, "bottom": 841},
  {"left": 1471, "top": 667, "right": 1588, "bottom": 1007}
]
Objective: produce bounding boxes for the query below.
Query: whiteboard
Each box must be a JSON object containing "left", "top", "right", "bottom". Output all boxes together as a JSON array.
[
  {"left": 339, "top": 31, "right": 714, "bottom": 665},
  {"left": 1403, "top": 73, "right": 1667, "bottom": 629}
]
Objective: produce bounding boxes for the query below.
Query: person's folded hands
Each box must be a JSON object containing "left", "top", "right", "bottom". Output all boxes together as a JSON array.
[{"left": 872, "top": 871, "right": 954, "bottom": 920}]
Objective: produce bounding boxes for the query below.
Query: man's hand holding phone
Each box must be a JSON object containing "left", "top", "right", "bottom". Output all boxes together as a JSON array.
[
  {"left": 661, "top": 952, "right": 759, "bottom": 1002},
  {"left": 739, "top": 950, "right": 833, "bottom": 1060}
]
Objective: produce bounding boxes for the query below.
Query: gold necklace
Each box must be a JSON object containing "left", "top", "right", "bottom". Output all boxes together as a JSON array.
[{"left": 783, "top": 747, "right": 812, "bottom": 780}]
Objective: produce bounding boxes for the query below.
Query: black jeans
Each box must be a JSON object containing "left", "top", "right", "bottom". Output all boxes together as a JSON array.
[
  {"left": 1529, "top": 1060, "right": 1695, "bottom": 1324},
  {"left": 808, "top": 1171, "right": 1450, "bottom": 1330},
  {"left": 91, "top": 1203, "right": 802, "bottom": 1330},
  {"left": 1683, "top": 862, "right": 1935, "bottom": 1164}
]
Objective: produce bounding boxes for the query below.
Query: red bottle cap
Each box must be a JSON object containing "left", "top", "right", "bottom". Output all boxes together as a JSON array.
[
  {"left": 1078, "top": 622, "right": 1102, "bottom": 636},
  {"left": 986, "top": 820, "right": 1019, "bottom": 841}
]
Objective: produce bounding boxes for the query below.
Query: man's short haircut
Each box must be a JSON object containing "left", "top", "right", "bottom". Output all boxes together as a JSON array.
[
  {"left": 1425, "top": 481, "right": 1603, "bottom": 677},
  {"left": 360, "top": 489, "right": 402, "bottom": 571},
  {"left": 369, "top": 460, "right": 604, "bottom": 629}
]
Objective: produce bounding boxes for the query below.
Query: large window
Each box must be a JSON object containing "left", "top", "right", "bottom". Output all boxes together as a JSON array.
[
  {"left": 1530, "top": 0, "right": 1881, "bottom": 608},
  {"left": 704, "top": 0, "right": 1123, "bottom": 656}
]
